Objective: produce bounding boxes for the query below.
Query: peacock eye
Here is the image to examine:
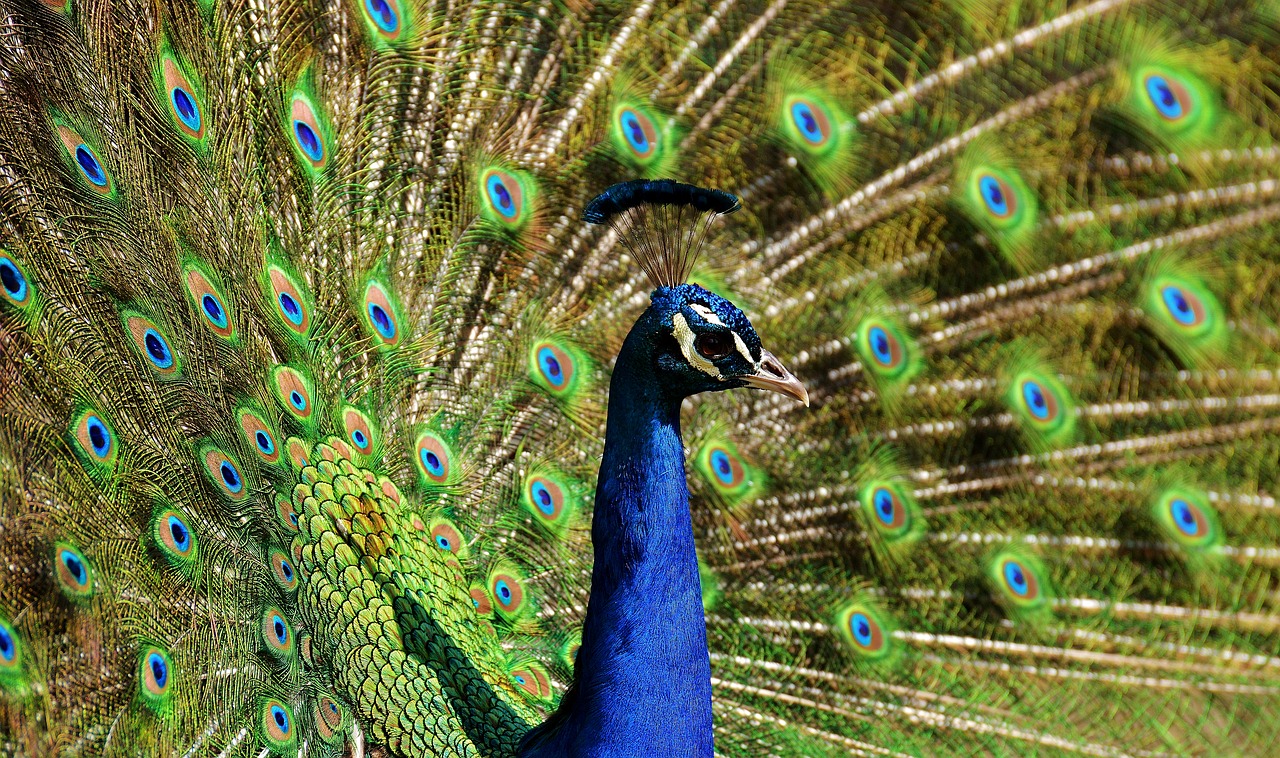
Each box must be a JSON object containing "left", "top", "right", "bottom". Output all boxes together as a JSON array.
[{"left": 695, "top": 332, "right": 733, "bottom": 360}]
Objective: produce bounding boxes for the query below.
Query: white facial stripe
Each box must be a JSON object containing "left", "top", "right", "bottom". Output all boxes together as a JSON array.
[
  {"left": 672, "top": 312, "right": 723, "bottom": 380},
  {"left": 732, "top": 331, "right": 755, "bottom": 366},
  {"left": 689, "top": 303, "right": 724, "bottom": 326}
]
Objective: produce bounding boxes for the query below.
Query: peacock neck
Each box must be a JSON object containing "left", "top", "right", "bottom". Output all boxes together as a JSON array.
[{"left": 522, "top": 324, "right": 715, "bottom": 757}]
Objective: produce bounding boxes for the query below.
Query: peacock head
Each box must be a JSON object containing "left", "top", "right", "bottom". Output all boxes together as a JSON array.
[
  {"left": 585, "top": 179, "right": 808, "bottom": 406},
  {"left": 643, "top": 283, "right": 807, "bottom": 404}
]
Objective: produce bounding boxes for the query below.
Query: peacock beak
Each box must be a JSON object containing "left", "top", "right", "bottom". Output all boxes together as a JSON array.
[{"left": 743, "top": 350, "right": 809, "bottom": 407}]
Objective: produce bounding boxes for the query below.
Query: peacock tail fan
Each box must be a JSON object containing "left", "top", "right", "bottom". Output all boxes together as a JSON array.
[{"left": 2, "top": 0, "right": 1280, "bottom": 755}]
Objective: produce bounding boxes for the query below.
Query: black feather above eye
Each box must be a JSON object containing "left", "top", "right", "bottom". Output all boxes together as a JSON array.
[{"left": 695, "top": 332, "right": 733, "bottom": 360}]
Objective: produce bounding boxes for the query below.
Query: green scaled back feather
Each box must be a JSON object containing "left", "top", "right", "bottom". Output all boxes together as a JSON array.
[{"left": 3, "top": 0, "right": 1280, "bottom": 755}]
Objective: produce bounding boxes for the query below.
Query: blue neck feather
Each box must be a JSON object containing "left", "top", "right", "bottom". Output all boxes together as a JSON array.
[{"left": 521, "top": 312, "right": 714, "bottom": 757}]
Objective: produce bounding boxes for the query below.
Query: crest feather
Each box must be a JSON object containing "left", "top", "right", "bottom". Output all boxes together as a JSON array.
[{"left": 584, "top": 179, "right": 740, "bottom": 288}]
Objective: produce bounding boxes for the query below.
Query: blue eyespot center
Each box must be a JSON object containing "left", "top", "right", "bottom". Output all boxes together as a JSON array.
[
  {"left": 873, "top": 488, "right": 895, "bottom": 524},
  {"left": 364, "top": 0, "right": 399, "bottom": 32},
  {"left": 621, "top": 110, "right": 650, "bottom": 153},
  {"left": 86, "top": 417, "right": 111, "bottom": 458},
  {"left": 368, "top": 303, "right": 395, "bottom": 338},
  {"left": 271, "top": 704, "right": 290, "bottom": 732},
  {"left": 280, "top": 560, "right": 294, "bottom": 581},
  {"left": 485, "top": 174, "right": 517, "bottom": 218},
  {"left": 168, "top": 516, "right": 190, "bottom": 551},
  {"left": 200, "top": 294, "right": 226, "bottom": 326},
  {"left": 979, "top": 175, "right": 1010, "bottom": 216},
  {"left": 1170, "top": 498, "right": 1200, "bottom": 536},
  {"left": 0, "top": 626, "right": 14, "bottom": 661},
  {"left": 1161, "top": 285, "right": 1198, "bottom": 325},
  {"left": 62, "top": 551, "right": 86, "bottom": 584},
  {"left": 1003, "top": 561, "right": 1029, "bottom": 595},
  {"left": 0, "top": 259, "right": 26, "bottom": 301},
  {"left": 75, "top": 145, "right": 107, "bottom": 186},
  {"left": 143, "top": 330, "right": 173, "bottom": 368},
  {"left": 434, "top": 534, "right": 451, "bottom": 550},
  {"left": 868, "top": 326, "right": 895, "bottom": 366},
  {"left": 709, "top": 449, "right": 737, "bottom": 486},
  {"left": 171, "top": 87, "right": 201, "bottom": 131},
  {"left": 1021, "top": 380, "right": 1051, "bottom": 420},
  {"left": 352, "top": 429, "right": 368, "bottom": 448},
  {"left": 1145, "top": 75, "right": 1184, "bottom": 119},
  {"left": 790, "top": 102, "right": 824, "bottom": 144},
  {"left": 531, "top": 482, "right": 556, "bottom": 515},
  {"left": 496, "top": 581, "right": 512, "bottom": 601},
  {"left": 220, "top": 461, "right": 242, "bottom": 491},
  {"left": 255, "top": 430, "right": 274, "bottom": 454},
  {"left": 272, "top": 615, "right": 287, "bottom": 643},
  {"left": 289, "top": 391, "right": 306, "bottom": 411},
  {"left": 850, "top": 612, "right": 873, "bottom": 646},
  {"left": 294, "top": 121, "right": 323, "bottom": 162},
  {"left": 278, "top": 293, "right": 303, "bottom": 325},
  {"left": 148, "top": 652, "right": 168, "bottom": 687}
]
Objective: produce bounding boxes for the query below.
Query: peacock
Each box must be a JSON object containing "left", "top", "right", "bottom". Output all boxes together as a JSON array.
[{"left": 2, "top": 0, "right": 1280, "bottom": 753}]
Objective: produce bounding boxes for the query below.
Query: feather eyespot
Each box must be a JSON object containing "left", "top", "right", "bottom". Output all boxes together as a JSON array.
[
  {"left": 270, "top": 550, "right": 298, "bottom": 591},
  {"left": 429, "top": 520, "right": 463, "bottom": 555},
  {"left": 261, "top": 607, "right": 294, "bottom": 657},
  {"left": 1019, "top": 379, "right": 1059, "bottom": 423},
  {"left": 1160, "top": 284, "right": 1207, "bottom": 328},
  {"left": 1153, "top": 489, "right": 1219, "bottom": 550},
  {"left": 527, "top": 477, "right": 564, "bottom": 520},
  {"left": 362, "top": 281, "right": 400, "bottom": 346},
  {"left": 870, "top": 486, "right": 906, "bottom": 529},
  {"left": 285, "top": 437, "right": 310, "bottom": 471},
  {"left": 787, "top": 97, "right": 831, "bottom": 147},
  {"left": 989, "top": 551, "right": 1049, "bottom": 610},
  {"left": 343, "top": 408, "right": 375, "bottom": 454},
  {"left": 865, "top": 325, "right": 902, "bottom": 369},
  {"left": 163, "top": 59, "right": 204, "bottom": 140},
  {"left": 834, "top": 601, "right": 895, "bottom": 661},
  {"left": 1169, "top": 497, "right": 1206, "bottom": 537},
  {"left": 708, "top": 447, "right": 745, "bottom": 489},
  {"left": 1144, "top": 74, "right": 1191, "bottom": 121},
  {"left": 618, "top": 108, "right": 657, "bottom": 160},
  {"left": 137, "top": 646, "right": 175, "bottom": 711},
  {"left": 239, "top": 410, "right": 281, "bottom": 465},
  {"left": 268, "top": 266, "right": 310, "bottom": 335},
  {"left": 532, "top": 342, "right": 576, "bottom": 394},
  {"left": 489, "top": 570, "right": 526, "bottom": 617},
  {"left": 184, "top": 266, "right": 234, "bottom": 339},
  {"left": 57, "top": 127, "right": 112, "bottom": 194},
  {"left": 125, "top": 315, "right": 180, "bottom": 375},
  {"left": 848, "top": 612, "right": 883, "bottom": 652},
  {"left": 0, "top": 255, "right": 32, "bottom": 308},
  {"left": 54, "top": 544, "right": 93, "bottom": 597},
  {"left": 483, "top": 170, "right": 523, "bottom": 221},
  {"left": 314, "top": 697, "right": 345, "bottom": 742},
  {"left": 414, "top": 432, "right": 453, "bottom": 485},
  {"left": 510, "top": 662, "right": 553, "bottom": 700},
  {"left": 73, "top": 411, "right": 116, "bottom": 466},
  {"left": 0, "top": 619, "right": 19, "bottom": 670},
  {"left": 276, "top": 497, "right": 300, "bottom": 533},
  {"left": 272, "top": 366, "right": 315, "bottom": 422},
  {"left": 260, "top": 699, "right": 295, "bottom": 748},
  {"left": 362, "top": 0, "right": 401, "bottom": 37},
  {"left": 202, "top": 447, "right": 249, "bottom": 501},
  {"left": 977, "top": 174, "right": 1017, "bottom": 219},
  {"left": 290, "top": 95, "right": 327, "bottom": 169},
  {"left": 155, "top": 508, "right": 198, "bottom": 563},
  {"left": 470, "top": 585, "right": 494, "bottom": 616}
]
